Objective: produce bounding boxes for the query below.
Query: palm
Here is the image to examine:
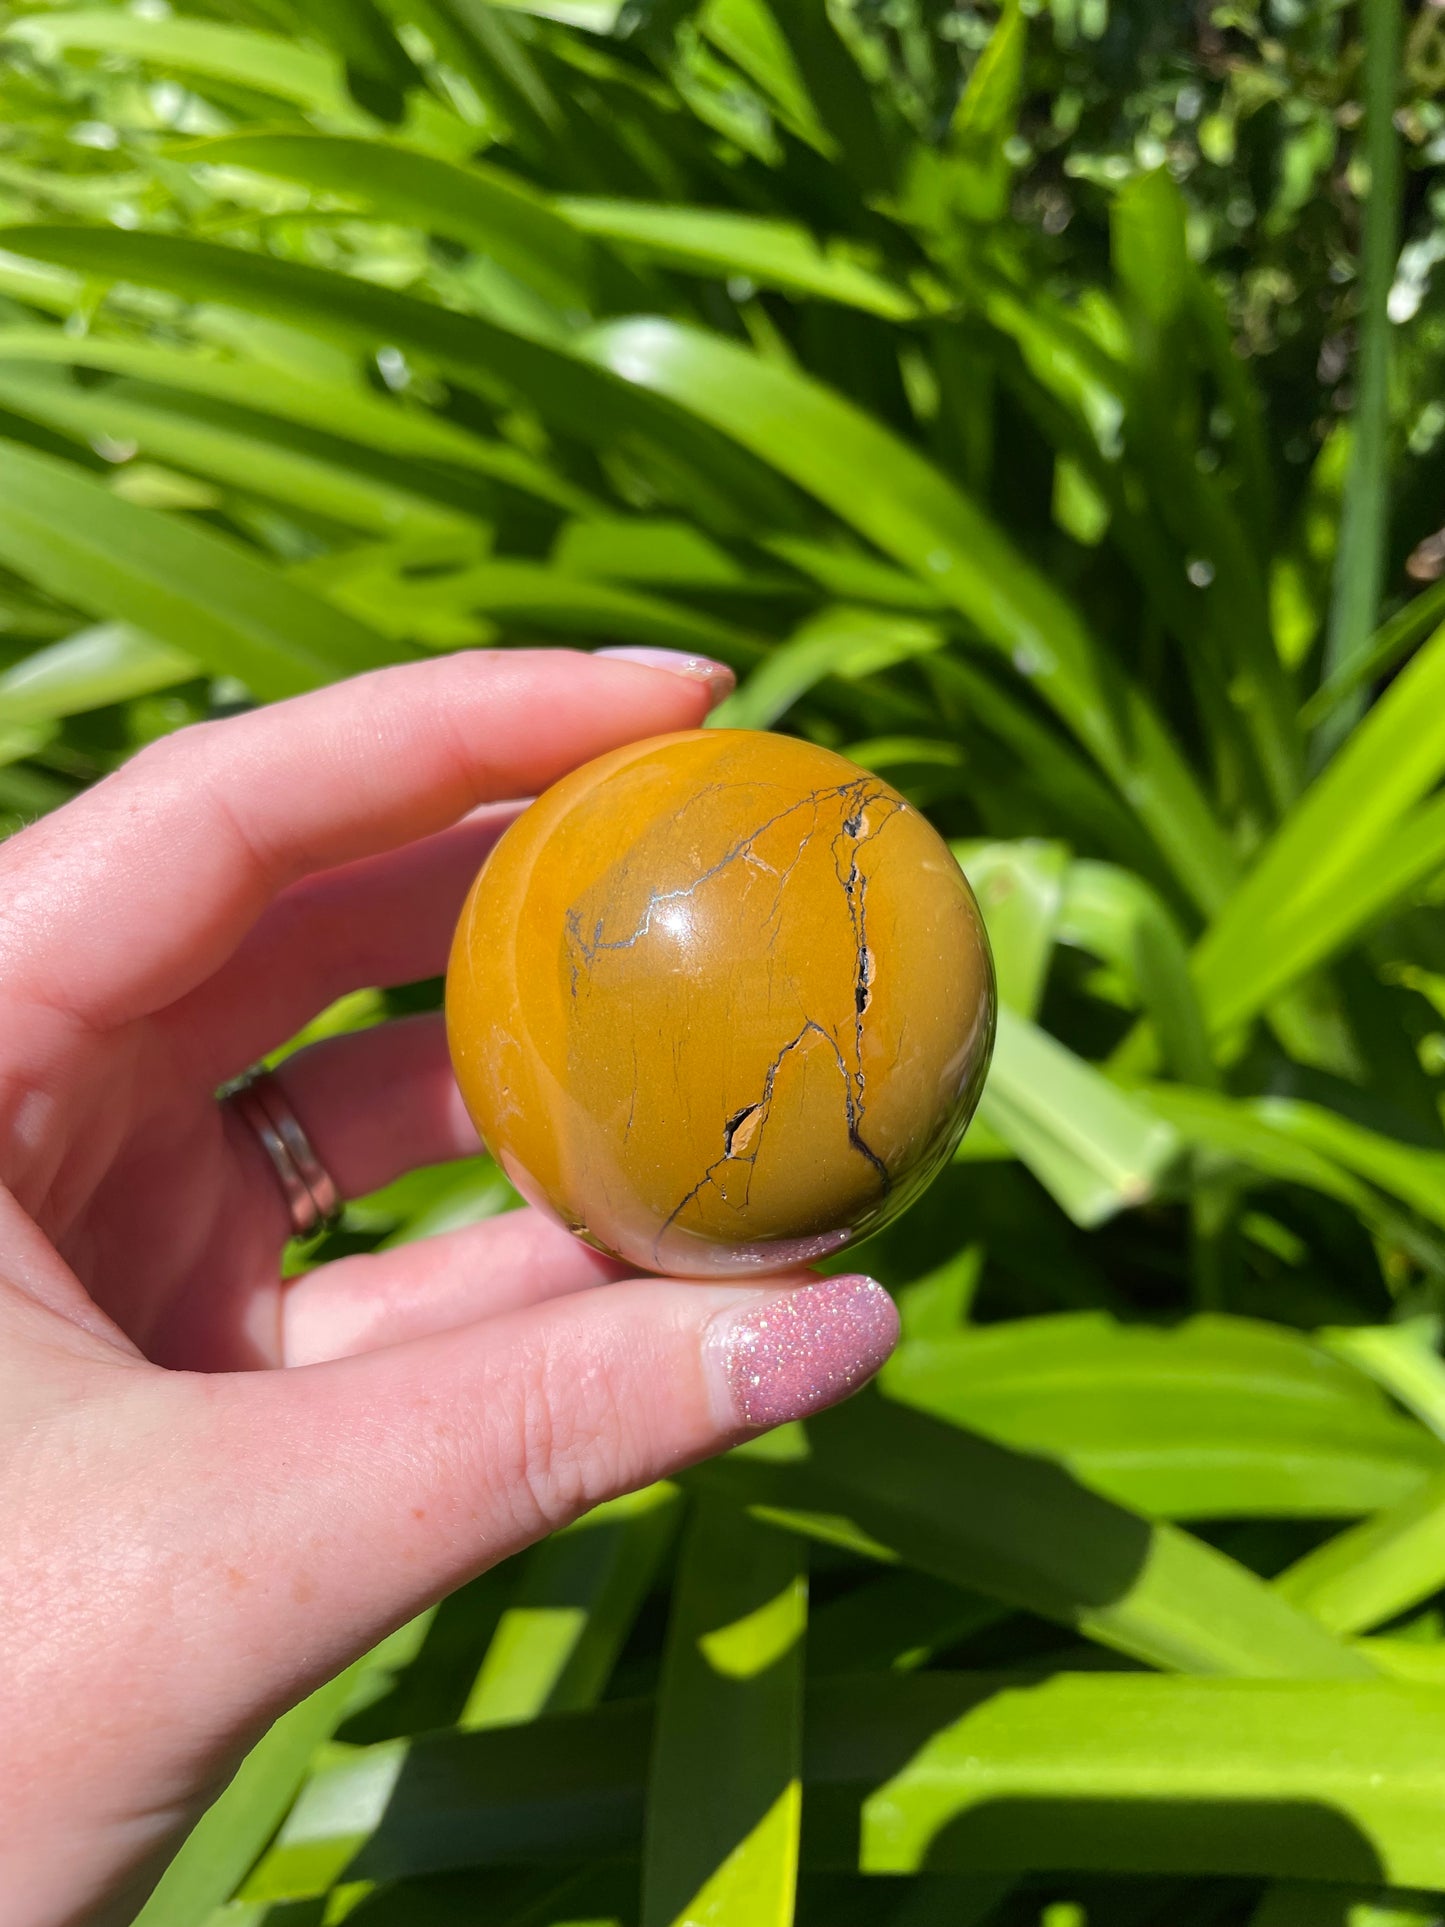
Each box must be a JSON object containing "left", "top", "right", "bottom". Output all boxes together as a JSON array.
[{"left": 44, "top": 1020, "right": 276, "bottom": 1367}]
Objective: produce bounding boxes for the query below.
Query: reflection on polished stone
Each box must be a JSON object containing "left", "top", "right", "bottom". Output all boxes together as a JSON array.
[{"left": 447, "top": 729, "right": 996, "bottom": 1278}]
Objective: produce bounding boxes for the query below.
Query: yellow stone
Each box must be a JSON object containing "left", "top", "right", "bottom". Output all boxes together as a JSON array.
[{"left": 446, "top": 729, "right": 995, "bottom": 1278}]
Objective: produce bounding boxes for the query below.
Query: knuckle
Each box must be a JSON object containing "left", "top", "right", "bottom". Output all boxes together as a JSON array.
[{"left": 493, "top": 1331, "right": 634, "bottom": 1539}]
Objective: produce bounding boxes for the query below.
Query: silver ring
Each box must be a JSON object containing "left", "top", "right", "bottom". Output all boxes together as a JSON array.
[{"left": 227, "top": 1069, "right": 343, "bottom": 1238}]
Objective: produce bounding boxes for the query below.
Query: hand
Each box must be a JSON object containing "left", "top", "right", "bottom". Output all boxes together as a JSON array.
[{"left": 0, "top": 648, "right": 898, "bottom": 1927}]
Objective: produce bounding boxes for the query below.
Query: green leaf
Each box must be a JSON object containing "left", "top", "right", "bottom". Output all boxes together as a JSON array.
[
  {"left": 558, "top": 200, "right": 919, "bottom": 319},
  {"left": 893, "top": 1246, "right": 985, "bottom": 1342},
  {"left": 976, "top": 1005, "right": 1180, "bottom": 1227},
  {"left": 187, "top": 135, "right": 595, "bottom": 317},
  {"left": 0, "top": 229, "right": 804, "bottom": 538},
  {"left": 1252, "top": 1884, "right": 1445, "bottom": 1927},
  {"left": 1275, "top": 1468, "right": 1445, "bottom": 1637},
  {"left": 703, "top": 1392, "right": 1375, "bottom": 1678},
  {"left": 711, "top": 606, "right": 944, "bottom": 730},
  {"left": 642, "top": 1500, "right": 805, "bottom": 1927},
  {"left": 137, "top": 1632, "right": 420, "bottom": 1927},
  {"left": 0, "top": 367, "right": 485, "bottom": 540},
  {"left": 1302, "top": 578, "right": 1445, "bottom": 731},
  {"left": 1313, "top": 0, "right": 1403, "bottom": 765},
  {"left": 0, "top": 622, "right": 197, "bottom": 723},
  {"left": 1, "top": 10, "right": 465, "bottom": 149},
  {"left": 1061, "top": 860, "right": 1216, "bottom": 1086},
  {"left": 0, "top": 327, "right": 599, "bottom": 514},
  {"left": 883, "top": 1313, "right": 1444, "bottom": 1522},
  {"left": 843, "top": 1671, "right": 1445, "bottom": 1883},
  {"left": 953, "top": 839, "right": 1069, "bottom": 1020},
  {"left": 3, "top": 13, "right": 361, "bottom": 120},
  {"left": 805, "top": 1569, "right": 1003, "bottom": 1676},
  {"left": 1140, "top": 1086, "right": 1445, "bottom": 1237},
  {"left": 1186, "top": 614, "right": 1445, "bottom": 1039},
  {"left": 0, "top": 439, "right": 396, "bottom": 698},
  {"left": 461, "top": 1486, "right": 679, "bottom": 1729},
  {"left": 940, "top": 0, "right": 1028, "bottom": 224},
  {"left": 241, "top": 1671, "right": 1445, "bottom": 1891},
  {"left": 340, "top": 558, "right": 760, "bottom": 662},
  {"left": 579, "top": 316, "right": 1236, "bottom": 913},
  {"left": 1321, "top": 1322, "right": 1445, "bottom": 1443}
]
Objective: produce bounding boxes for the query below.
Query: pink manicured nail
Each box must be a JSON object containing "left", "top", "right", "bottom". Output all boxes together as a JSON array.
[
  {"left": 710, "top": 1275, "right": 899, "bottom": 1430},
  {"left": 594, "top": 645, "right": 736, "bottom": 709}
]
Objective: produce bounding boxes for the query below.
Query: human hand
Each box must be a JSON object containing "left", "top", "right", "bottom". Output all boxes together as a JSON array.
[{"left": 0, "top": 649, "right": 899, "bottom": 1927}]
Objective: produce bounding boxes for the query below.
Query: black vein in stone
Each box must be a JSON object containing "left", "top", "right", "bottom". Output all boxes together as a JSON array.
[
  {"left": 830, "top": 786, "right": 902, "bottom": 1167},
  {"left": 651, "top": 1012, "right": 889, "bottom": 1264},
  {"left": 566, "top": 780, "right": 879, "bottom": 979}
]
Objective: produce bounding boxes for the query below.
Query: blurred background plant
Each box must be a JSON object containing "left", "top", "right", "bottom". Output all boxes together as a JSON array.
[{"left": 6, "top": 1, "right": 1445, "bottom": 1923}]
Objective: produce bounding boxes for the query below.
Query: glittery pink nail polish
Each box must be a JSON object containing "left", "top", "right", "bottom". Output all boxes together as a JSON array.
[{"left": 712, "top": 1275, "right": 900, "bottom": 1430}]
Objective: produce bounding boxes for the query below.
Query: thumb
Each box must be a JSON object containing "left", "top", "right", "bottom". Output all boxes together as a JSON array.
[{"left": 183, "top": 1269, "right": 897, "bottom": 1715}]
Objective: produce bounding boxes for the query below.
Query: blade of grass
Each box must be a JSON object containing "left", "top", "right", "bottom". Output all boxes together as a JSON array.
[
  {"left": 1321, "top": 1322, "right": 1445, "bottom": 1442},
  {"left": 3, "top": 13, "right": 361, "bottom": 120},
  {"left": 711, "top": 606, "right": 943, "bottom": 729},
  {"left": 1302, "top": 578, "right": 1445, "bottom": 730},
  {"left": 136, "top": 1625, "right": 426, "bottom": 1927}
]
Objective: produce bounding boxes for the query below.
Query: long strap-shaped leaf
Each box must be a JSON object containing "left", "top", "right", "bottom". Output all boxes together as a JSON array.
[
  {"left": 461, "top": 1485, "right": 679, "bottom": 1730},
  {"left": 1275, "top": 1467, "right": 1445, "bottom": 1638},
  {"left": 643, "top": 1500, "right": 805, "bottom": 1927},
  {"left": 239, "top": 1673, "right": 1445, "bottom": 1896},
  {"left": 0, "top": 438, "right": 395, "bottom": 697},
  {"left": 0, "top": 229, "right": 806, "bottom": 538},
  {"left": 882, "top": 1312, "right": 1443, "bottom": 1522},
  {"left": 183, "top": 133, "right": 599, "bottom": 317},
  {"left": 579, "top": 316, "right": 1235, "bottom": 914},
  {"left": 975, "top": 1004, "right": 1180, "bottom": 1227},
  {"left": 695, "top": 1392, "right": 1374, "bottom": 1679},
  {"left": 0, "top": 327, "right": 599, "bottom": 513}
]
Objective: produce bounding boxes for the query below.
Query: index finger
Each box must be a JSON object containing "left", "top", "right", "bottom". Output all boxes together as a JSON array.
[{"left": 0, "top": 648, "right": 731, "bottom": 1029}]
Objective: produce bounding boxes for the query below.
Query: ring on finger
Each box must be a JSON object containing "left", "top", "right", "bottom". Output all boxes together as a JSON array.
[{"left": 226, "top": 1068, "right": 344, "bottom": 1238}]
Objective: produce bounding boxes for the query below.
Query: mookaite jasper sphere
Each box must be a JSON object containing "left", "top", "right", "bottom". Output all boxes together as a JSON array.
[{"left": 446, "top": 730, "right": 995, "bottom": 1279}]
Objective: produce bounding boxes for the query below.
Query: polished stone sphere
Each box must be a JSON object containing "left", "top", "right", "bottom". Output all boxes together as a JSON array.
[{"left": 446, "top": 729, "right": 995, "bottom": 1278}]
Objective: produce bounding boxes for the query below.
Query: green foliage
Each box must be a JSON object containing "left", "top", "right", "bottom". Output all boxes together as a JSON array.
[{"left": 3, "top": 0, "right": 1445, "bottom": 1920}]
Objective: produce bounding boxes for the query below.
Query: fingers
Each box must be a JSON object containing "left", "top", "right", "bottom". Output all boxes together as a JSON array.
[
  {"left": 223, "top": 1015, "right": 477, "bottom": 1250},
  {"left": 0, "top": 649, "right": 731, "bottom": 1030},
  {"left": 182, "top": 1271, "right": 898, "bottom": 1711},
  {"left": 170, "top": 804, "right": 521, "bottom": 1083},
  {"left": 278, "top": 1208, "right": 626, "bottom": 1366}
]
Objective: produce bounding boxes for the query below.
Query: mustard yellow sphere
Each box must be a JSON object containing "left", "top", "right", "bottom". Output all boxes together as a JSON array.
[{"left": 446, "top": 729, "right": 995, "bottom": 1278}]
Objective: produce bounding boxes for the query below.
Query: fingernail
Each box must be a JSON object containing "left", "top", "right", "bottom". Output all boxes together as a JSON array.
[
  {"left": 707, "top": 1275, "right": 899, "bottom": 1431},
  {"left": 594, "top": 645, "right": 736, "bottom": 709}
]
